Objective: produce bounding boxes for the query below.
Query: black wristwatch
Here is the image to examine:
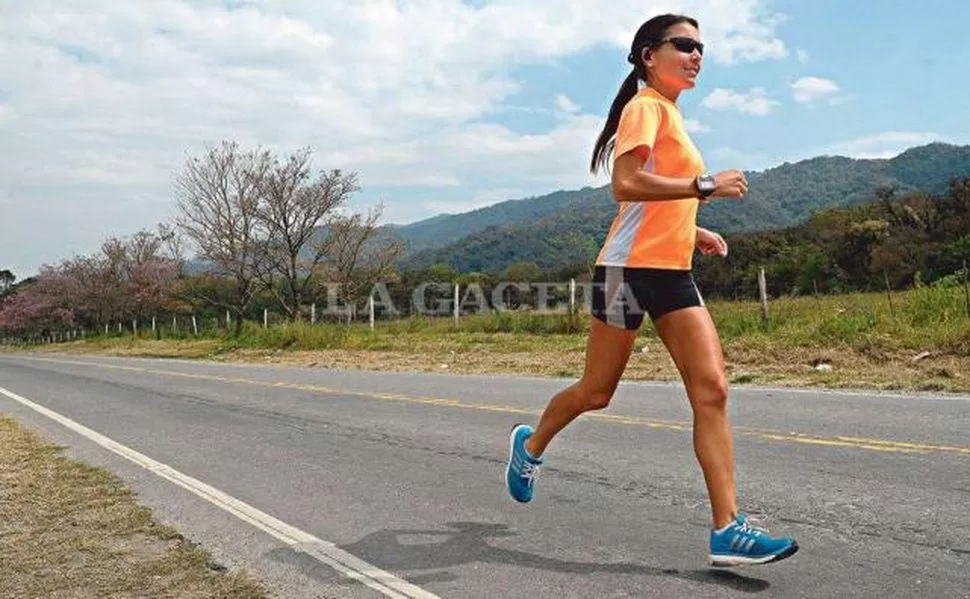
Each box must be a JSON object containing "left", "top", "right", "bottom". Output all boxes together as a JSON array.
[{"left": 695, "top": 174, "right": 716, "bottom": 198}]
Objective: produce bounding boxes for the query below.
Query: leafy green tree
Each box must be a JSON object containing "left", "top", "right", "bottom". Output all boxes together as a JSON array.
[
  {"left": 0, "top": 269, "right": 14, "bottom": 295},
  {"left": 501, "top": 261, "right": 543, "bottom": 283}
]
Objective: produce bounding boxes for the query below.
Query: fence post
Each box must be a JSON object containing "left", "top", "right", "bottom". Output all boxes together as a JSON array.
[
  {"left": 132, "top": 319, "right": 138, "bottom": 337},
  {"left": 263, "top": 308, "right": 268, "bottom": 329},
  {"left": 883, "top": 269, "right": 895, "bottom": 319},
  {"left": 172, "top": 315, "right": 178, "bottom": 335},
  {"left": 152, "top": 316, "right": 156, "bottom": 333},
  {"left": 963, "top": 259, "right": 970, "bottom": 319},
  {"left": 192, "top": 315, "right": 198, "bottom": 336},
  {"left": 758, "top": 267, "right": 770, "bottom": 326},
  {"left": 369, "top": 294, "right": 375, "bottom": 330},
  {"left": 570, "top": 278, "right": 576, "bottom": 314},
  {"left": 226, "top": 310, "right": 231, "bottom": 330},
  {"left": 454, "top": 283, "right": 460, "bottom": 325},
  {"left": 104, "top": 323, "right": 109, "bottom": 335},
  {"left": 311, "top": 302, "right": 316, "bottom": 325},
  {"left": 117, "top": 322, "right": 122, "bottom": 333}
]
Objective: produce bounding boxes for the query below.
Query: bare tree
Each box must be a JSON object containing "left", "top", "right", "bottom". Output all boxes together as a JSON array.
[
  {"left": 255, "top": 148, "right": 361, "bottom": 321},
  {"left": 101, "top": 231, "right": 182, "bottom": 322},
  {"left": 63, "top": 254, "right": 121, "bottom": 327},
  {"left": 174, "top": 141, "right": 271, "bottom": 335},
  {"left": 156, "top": 222, "right": 187, "bottom": 274},
  {"left": 316, "top": 205, "right": 405, "bottom": 317}
]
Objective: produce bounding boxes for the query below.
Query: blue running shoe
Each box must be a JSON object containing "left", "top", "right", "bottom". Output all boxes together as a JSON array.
[
  {"left": 709, "top": 513, "right": 798, "bottom": 567},
  {"left": 506, "top": 424, "right": 542, "bottom": 503}
]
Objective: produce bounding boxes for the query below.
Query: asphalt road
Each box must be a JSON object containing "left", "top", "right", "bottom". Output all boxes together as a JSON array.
[{"left": 0, "top": 353, "right": 968, "bottom": 598}]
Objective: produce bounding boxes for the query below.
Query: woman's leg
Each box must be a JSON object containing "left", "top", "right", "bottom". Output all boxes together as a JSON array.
[
  {"left": 525, "top": 317, "right": 637, "bottom": 457},
  {"left": 654, "top": 306, "right": 738, "bottom": 529}
]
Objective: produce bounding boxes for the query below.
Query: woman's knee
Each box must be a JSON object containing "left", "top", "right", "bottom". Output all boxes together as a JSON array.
[
  {"left": 575, "top": 381, "right": 617, "bottom": 412},
  {"left": 688, "top": 374, "right": 729, "bottom": 412},
  {"left": 587, "top": 390, "right": 614, "bottom": 411}
]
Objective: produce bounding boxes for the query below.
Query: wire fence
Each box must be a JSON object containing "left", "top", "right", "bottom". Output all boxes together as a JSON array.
[{"left": 4, "top": 264, "right": 970, "bottom": 347}]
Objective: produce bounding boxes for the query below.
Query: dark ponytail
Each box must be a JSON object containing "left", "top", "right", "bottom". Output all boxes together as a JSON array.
[
  {"left": 589, "top": 14, "right": 699, "bottom": 175},
  {"left": 589, "top": 70, "right": 640, "bottom": 175}
]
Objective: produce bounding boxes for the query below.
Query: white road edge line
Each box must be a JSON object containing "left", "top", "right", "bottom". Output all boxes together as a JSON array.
[{"left": 0, "top": 385, "right": 439, "bottom": 599}]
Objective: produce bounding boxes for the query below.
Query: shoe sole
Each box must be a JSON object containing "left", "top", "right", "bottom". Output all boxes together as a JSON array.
[
  {"left": 709, "top": 541, "right": 799, "bottom": 567},
  {"left": 505, "top": 423, "right": 531, "bottom": 503}
]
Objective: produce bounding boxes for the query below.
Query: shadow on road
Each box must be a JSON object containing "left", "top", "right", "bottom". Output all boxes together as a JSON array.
[{"left": 267, "top": 521, "right": 770, "bottom": 593}]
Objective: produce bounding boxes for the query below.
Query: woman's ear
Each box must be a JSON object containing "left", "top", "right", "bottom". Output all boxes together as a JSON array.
[{"left": 641, "top": 48, "right": 653, "bottom": 68}]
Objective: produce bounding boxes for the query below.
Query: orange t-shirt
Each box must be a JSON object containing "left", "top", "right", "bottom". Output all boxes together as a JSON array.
[{"left": 596, "top": 87, "right": 706, "bottom": 270}]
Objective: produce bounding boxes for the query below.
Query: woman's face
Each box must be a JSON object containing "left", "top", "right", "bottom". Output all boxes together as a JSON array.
[{"left": 644, "top": 22, "right": 703, "bottom": 90}]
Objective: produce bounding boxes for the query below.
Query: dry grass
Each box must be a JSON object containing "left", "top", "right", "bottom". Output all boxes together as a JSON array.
[
  {"left": 226, "top": 338, "right": 970, "bottom": 393},
  {"left": 28, "top": 329, "right": 968, "bottom": 393},
  {"left": 9, "top": 284, "right": 970, "bottom": 393},
  {"left": 20, "top": 338, "right": 225, "bottom": 360},
  {"left": 0, "top": 415, "right": 266, "bottom": 599}
]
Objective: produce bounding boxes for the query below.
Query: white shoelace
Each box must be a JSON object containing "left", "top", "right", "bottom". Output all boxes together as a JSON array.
[
  {"left": 520, "top": 462, "right": 539, "bottom": 481},
  {"left": 738, "top": 517, "right": 768, "bottom": 537}
]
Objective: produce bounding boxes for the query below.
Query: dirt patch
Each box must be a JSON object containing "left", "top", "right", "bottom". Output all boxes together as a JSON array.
[
  {"left": 213, "top": 340, "right": 970, "bottom": 394},
  {"left": 0, "top": 416, "right": 266, "bottom": 598},
  {"left": 14, "top": 332, "right": 970, "bottom": 393}
]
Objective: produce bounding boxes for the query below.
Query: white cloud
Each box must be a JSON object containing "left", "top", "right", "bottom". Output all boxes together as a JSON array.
[
  {"left": 821, "top": 132, "right": 945, "bottom": 160},
  {"left": 0, "top": 0, "right": 791, "bottom": 276},
  {"left": 423, "top": 188, "right": 528, "bottom": 217},
  {"left": 379, "top": 174, "right": 462, "bottom": 188},
  {"left": 554, "top": 94, "right": 581, "bottom": 114},
  {"left": 701, "top": 87, "right": 780, "bottom": 115},
  {"left": 827, "top": 94, "right": 857, "bottom": 106},
  {"left": 709, "top": 147, "right": 774, "bottom": 171},
  {"left": 684, "top": 119, "right": 711, "bottom": 133},
  {"left": 796, "top": 49, "right": 810, "bottom": 64},
  {"left": 790, "top": 76, "right": 839, "bottom": 103}
]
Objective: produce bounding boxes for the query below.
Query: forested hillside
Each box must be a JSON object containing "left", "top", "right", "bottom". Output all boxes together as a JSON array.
[{"left": 397, "top": 143, "right": 970, "bottom": 273}]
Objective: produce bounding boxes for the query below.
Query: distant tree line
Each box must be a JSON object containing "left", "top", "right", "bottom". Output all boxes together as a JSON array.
[
  {"left": 693, "top": 178, "right": 970, "bottom": 298},
  {"left": 3, "top": 161, "right": 968, "bottom": 338},
  {"left": 0, "top": 141, "right": 403, "bottom": 338},
  {"left": 395, "top": 178, "right": 970, "bottom": 303}
]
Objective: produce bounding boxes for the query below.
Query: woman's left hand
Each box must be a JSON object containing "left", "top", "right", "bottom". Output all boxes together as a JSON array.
[{"left": 696, "top": 227, "right": 728, "bottom": 257}]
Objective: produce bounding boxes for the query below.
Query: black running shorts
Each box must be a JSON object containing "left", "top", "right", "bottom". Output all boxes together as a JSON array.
[{"left": 590, "top": 265, "right": 705, "bottom": 330}]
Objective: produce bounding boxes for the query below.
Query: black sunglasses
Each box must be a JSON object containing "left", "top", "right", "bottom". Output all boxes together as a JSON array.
[{"left": 661, "top": 37, "right": 704, "bottom": 56}]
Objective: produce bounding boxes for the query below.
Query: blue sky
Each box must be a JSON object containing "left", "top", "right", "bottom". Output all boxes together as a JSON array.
[
  {"left": 361, "top": 0, "right": 970, "bottom": 224},
  {"left": 1, "top": 0, "right": 968, "bottom": 279}
]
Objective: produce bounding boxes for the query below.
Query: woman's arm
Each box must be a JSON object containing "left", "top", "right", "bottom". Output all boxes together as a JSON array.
[
  {"left": 696, "top": 227, "right": 728, "bottom": 257},
  {"left": 611, "top": 150, "right": 698, "bottom": 201},
  {"left": 611, "top": 150, "right": 748, "bottom": 202}
]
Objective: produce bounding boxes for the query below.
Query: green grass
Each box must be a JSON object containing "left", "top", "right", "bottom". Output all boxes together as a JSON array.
[
  {"left": 10, "top": 285, "right": 970, "bottom": 359},
  {"left": 8, "top": 285, "right": 970, "bottom": 393},
  {"left": 707, "top": 285, "right": 969, "bottom": 355}
]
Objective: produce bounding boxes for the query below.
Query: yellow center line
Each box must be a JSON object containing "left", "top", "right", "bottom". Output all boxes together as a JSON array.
[{"left": 16, "top": 355, "right": 970, "bottom": 457}]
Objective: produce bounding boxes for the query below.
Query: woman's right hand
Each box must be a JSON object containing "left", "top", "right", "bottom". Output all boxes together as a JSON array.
[{"left": 714, "top": 169, "right": 748, "bottom": 198}]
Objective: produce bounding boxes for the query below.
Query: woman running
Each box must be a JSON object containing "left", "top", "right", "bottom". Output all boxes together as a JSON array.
[{"left": 505, "top": 13, "right": 798, "bottom": 567}]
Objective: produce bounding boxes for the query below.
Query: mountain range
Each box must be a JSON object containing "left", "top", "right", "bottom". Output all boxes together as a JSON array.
[{"left": 382, "top": 143, "right": 970, "bottom": 273}]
